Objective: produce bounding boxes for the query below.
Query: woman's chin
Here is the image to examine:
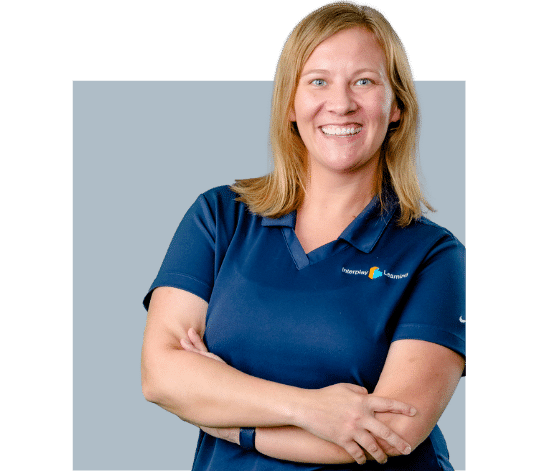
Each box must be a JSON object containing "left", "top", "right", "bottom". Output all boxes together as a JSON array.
[{"left": 310, "top": 154, "right": 379, "bottom": 177}]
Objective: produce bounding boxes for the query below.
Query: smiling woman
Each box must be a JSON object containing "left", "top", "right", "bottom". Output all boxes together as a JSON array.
[{"left": 141, "top": 3, "right": 465, "bottom": 471}]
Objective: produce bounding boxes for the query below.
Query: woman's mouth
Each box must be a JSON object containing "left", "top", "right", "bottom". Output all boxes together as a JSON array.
[{"left": 320, "top": 125, "right": 363, "bottom": 136}]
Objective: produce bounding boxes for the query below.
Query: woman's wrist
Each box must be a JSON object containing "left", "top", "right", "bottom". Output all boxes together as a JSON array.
[{"left": 286, "top": 387, "right": 315, "bottom": 429}]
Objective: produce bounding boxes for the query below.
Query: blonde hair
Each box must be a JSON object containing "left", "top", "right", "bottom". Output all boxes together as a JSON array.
[{"left": 231, "top": 1, "right": 433, "bottom": 226}]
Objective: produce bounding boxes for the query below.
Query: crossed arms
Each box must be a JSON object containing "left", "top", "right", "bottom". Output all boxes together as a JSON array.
[{"left": 141, "top": 287, "right": 464, "bottom": 465}]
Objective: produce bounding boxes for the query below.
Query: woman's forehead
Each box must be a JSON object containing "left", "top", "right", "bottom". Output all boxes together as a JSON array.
[{"left": 301, "top": 27, "right": 386, "bottom": 75}]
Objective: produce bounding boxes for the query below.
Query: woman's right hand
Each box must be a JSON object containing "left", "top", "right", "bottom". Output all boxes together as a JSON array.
[{"left": 297, "top": 383, "right": 416, "bottom": 465}]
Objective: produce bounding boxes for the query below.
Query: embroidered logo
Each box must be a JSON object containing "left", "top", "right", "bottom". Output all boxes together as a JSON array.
[
  {"left": 341, "top": 266, "right": 409, "bottom": 280},
  {"left": 459, "top": 316, "right": 466, "bottom": 323}
]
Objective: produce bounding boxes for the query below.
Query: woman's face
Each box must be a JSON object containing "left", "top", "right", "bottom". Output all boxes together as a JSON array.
[{"left": 290, "top": 27, "right": 400, "bottom": 177}]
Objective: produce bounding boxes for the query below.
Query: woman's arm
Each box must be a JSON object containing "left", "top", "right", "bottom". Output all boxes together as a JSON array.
[
  {"left": 370, "top": 339, "right": 465, "bottom": 455},
  {"left": 141, "top": 286, "right": 416, "bottom": 464},
  {"left": 183, "top": 331, "right": 464, "bottom": 464},
  {"left": 201, "top": 424, "right": 358, "bottom": 465}
]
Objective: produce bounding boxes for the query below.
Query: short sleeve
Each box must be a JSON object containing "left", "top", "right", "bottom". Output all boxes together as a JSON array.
[
  {"left": 392, "top": 234, "right": 466, "bottom": 364},
  {"left": 143, "top": 193, "right": 217, "bottom": 310}
]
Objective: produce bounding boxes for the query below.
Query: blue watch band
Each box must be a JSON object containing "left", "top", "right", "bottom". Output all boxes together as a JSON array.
[{"left": 239, "top": 427, "right": 256, "bottom": 451}]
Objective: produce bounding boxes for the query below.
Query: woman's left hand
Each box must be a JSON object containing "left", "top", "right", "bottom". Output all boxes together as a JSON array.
[
  {"left": 180, "top": 330, "right": 240, "bottom": 444},
  {"left": 180, "top": 328, "right": 226, "bottom": 364}
]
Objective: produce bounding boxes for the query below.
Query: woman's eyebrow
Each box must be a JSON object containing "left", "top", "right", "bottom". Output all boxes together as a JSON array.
[
  {"left": 301, "top": 69, "right": 330, "bottom": 77},
  {"left": 301, "top": 67, "right": 381, "bottom": 77}
]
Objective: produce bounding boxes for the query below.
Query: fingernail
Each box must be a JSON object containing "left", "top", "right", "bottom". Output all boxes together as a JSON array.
[
  {"left": 410, "top": 407, "right": 417, "bottom": 416},
  {"left": 403, "top": 446, "right": 411, "bottom": 455}
]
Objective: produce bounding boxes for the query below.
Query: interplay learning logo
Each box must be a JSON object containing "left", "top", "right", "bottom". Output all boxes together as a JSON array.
[
  {"left": 368, "top": 266, "right": 383, "bottom": 279},
  {"left": 341, "top": 266, "right": 409, "bottom": 280}
]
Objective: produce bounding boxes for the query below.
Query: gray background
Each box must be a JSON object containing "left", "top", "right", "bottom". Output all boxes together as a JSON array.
[{"left": 74, "top": 81, "right": 465, "bottom": 470}]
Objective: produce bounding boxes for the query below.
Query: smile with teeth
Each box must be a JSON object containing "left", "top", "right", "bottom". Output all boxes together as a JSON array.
[{"left": 321, "top": 125, "right": 362, "bottom": 136}]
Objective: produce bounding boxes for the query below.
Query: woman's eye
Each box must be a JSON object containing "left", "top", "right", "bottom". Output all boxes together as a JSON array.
[
  {"left": 356, "top": 78, "right": 371, "bottom": 86},
  {"left": 311, "top": 79, "right": 326, "bottom": 86}
]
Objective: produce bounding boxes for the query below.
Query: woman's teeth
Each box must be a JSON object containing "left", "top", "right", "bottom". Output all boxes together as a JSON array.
[{"left": 321, "top": 125, "right": 362, "bottom": 136}]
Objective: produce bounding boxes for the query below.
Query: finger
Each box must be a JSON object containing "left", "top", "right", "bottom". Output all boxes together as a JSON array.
[
  {"left": 181, "top": 338, "right": 208, "bottom": 355},
  {"left": 367, "top": 396, "right": 416, "bottom": 416},
  {"left": 206, "top": 352, "right": 226, "bottom": 363},
  {"left": 343, "top": 383, "right": 368, "bottom": 395},
  {"left": 188, "top": 328, "right": 209, "bottom": 352},
  {"left": 342, "top": 440, "right": 367, "bottom": 465},
  {"left": 180, "top": 338, "right": 198, "bottom": 352},
  {"left": 366, "top": 420, "right": 412, "bottom": 456},
  {"left": 352, "top": 430, "right": 388, "bottom": 464},
  {"left": 181, "top": 335, "right": 226, "bottom": 363}
]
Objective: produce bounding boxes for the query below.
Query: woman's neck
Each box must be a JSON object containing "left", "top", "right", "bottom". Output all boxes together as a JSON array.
[{"left": 301, "top": 163, "right": 378, "bottom": 220}]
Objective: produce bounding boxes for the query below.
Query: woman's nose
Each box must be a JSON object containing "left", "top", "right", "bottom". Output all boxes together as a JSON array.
[{"left": 326, "top": 85, "right": 357, "bottom": 115}]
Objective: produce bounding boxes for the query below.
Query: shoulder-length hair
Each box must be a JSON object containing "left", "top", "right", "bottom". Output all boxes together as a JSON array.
[{"left": 231, "top": 1, "right": 433, "bottom": 226}]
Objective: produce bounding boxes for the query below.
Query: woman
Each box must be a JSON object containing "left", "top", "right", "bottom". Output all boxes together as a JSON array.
[{"left": 141, "top": 2, "right": 465, "bottom": 470}]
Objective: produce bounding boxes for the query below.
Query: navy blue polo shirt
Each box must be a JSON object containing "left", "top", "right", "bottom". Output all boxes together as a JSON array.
[{"left": 143, "top": 185, "right": 465, "bottom": 471}]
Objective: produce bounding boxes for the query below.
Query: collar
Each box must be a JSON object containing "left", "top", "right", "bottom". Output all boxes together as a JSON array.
[
  {"left": 261, "top": 194, "right": 398, "bottom": 254},
  {"left": 261, "top": 210, "right": 296, "bottom": 228},
  {"left": 339, "top": 196, "right": 396, "bottom": 253}
]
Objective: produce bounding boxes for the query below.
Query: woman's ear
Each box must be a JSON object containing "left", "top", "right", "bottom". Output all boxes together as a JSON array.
[{"left": 389, "top": 102, "right": 401, "bottom": 124}]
